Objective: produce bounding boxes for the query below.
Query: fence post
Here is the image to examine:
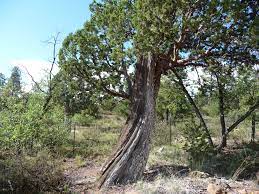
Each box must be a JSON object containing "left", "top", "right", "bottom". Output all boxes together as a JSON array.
[
  {"left": 73, "top": 123, "right": 76, "bottom": 156},
  {"left": 169, "top": 113, "right": 172, "bottom": 146}
]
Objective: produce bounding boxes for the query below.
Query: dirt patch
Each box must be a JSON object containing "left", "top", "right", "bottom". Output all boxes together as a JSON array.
[
  {"left": 64, "top": 160, "right": 258, "bottom": 193},
  {"left": 63, "top": 158, "right": 100, "bottom": 192}
]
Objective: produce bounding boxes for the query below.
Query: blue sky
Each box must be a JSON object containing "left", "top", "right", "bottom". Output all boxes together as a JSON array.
[{"left": 0, "top": 0, "right": 92, "bottom": 78}]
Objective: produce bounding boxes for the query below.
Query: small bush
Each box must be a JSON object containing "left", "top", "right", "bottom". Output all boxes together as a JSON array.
[
  {"left": 75, "top": 155, "right": 85, "bottom": 167},
  {"left": 179, "top": 118, "right": 214, "bottom": 169},
  {"left": 72, "top": 111, "right": 96, "bottom": 126},
  {"left": 0, "top": 150, "right": 65, "bottom": 192}
]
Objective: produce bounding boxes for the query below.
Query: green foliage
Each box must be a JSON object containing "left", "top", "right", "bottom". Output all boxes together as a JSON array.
[
  {"left": 180, "top": 118, "right": 213, "bottom": 165},
  {"left": 0, "top": 92, "right": 68, "bottom": 152},
  {"left": 59, "top": 0, "right": 258, "bottom": 105},
  {"left": 72, "top": 110, "right": 96, "bottom": 126},
  {"left": 101, "top": 97, "right": 129, "bottom": 117},
  {"left": 235, "top": 65, "right": 258, "bottom": 108},
  {"left": 0, "top": 72, "right": 6, "bottom": 88},
  {"left": 157, "top": 74, "right": 191, "bottom": 120},
  {"left": 112, "top": 100, "right": 129, "bottom": 117},
  {"left": 52, "top": 71, "right": 100, "bottom": 118},
  {"left": 6, "top": 66, "right": 22, "bottom": 96}
]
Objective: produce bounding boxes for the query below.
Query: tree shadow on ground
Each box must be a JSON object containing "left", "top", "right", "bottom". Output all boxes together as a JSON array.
[
  {"left": 202, "top": 144, "right": 258, "bottom": 180},
  {"left": 143, "top": 143, "right": 258, "bottom": 182},
  {"left": 143, "top": 165, "right": 190, "bottom": 182}
]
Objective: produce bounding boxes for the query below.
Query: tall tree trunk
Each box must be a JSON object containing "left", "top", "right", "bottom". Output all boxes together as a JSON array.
[
  {"left": 172, "top": 69, "right": 214, "bottom": 147},
  {"left": 251, "top": 113, "right": 256, "bottom": 142},
  {"left": 98, "top": 53, "right": 161, "bottom": 188},
  {"left": 215, "top": 73, "right": 227, "bottom": 148}
]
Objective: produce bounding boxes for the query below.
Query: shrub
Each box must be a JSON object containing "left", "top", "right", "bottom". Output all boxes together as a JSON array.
[
  {"left": 0, "top": 94, "right": 69, "bottom": 153},
  {"left": 0, "top": 150, "right": 65, "bottom": 192},
  {"left": 72, "top": 111, "right": 96, "bottom": 126},
  {"left": 180, "top": 118, "right": 214, "bottom": 169}
]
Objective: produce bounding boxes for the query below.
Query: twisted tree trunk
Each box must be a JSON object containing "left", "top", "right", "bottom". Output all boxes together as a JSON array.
[{"left": 98, "top": 53, "right": 161, "bottom": 188}]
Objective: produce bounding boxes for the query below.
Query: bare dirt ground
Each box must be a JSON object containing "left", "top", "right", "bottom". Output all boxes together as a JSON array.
[{"left": 63, "top": 159, "right": 258, "bottom": 194}]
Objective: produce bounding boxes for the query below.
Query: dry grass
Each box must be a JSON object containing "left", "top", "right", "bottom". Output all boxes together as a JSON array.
[{"left": 0, "top": 150, "right": 65, "bottom": 192}]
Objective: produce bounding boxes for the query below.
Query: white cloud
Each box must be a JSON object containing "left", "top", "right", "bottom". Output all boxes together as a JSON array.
[{"left": 10, "top": 59, "right": 59, "bottom": 91}]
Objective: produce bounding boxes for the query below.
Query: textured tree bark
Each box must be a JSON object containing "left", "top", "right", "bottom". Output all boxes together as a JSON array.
[{"left": 97, "top": 53, "right": 161, "bottom": 188}]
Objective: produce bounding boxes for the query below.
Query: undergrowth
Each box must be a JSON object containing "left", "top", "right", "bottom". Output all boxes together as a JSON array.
[{"left": 0, "top": 150, "right": 66, "bottom": 193}]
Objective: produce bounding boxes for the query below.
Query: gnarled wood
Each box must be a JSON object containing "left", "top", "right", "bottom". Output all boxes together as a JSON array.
[{"left": 97, "top": 53, "right": 161, "bottom": 188}]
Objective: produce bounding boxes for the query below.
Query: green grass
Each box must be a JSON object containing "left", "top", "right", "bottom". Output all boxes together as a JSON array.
[
  {"left": 60, "top": 112, "right": 257, "bottom": 181},
  {"left": 148, "top": 145, "right": 188, "bottom": 167},
  {"left": 60, "top": 112, "right": 123, "bottom": 158}
]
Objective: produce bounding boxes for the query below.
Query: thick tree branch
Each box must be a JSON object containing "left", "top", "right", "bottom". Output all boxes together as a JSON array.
[
  {"left": 90, "top": 52, "right": 130, "bottom": 100},
  {"left": 218, "top": 100, "right": 259, "bottom": 151},
  {"left": 97, "top": 74, "right": 130, "bottom": 99},
  {"left": 172, "top": 68, "right": 214, "bottom": 147},
  {"left": 158, "top": 55, "right": 208, "bottom": 73},
  {"left": 227, "top": 100, "right": 259, "bottom": 134},
  {"left": 177, "top": 48, "right": 214, "bottom": 65}
]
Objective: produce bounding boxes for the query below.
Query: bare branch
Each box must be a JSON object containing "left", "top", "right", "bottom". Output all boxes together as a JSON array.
[
  {"left": 42, "top": 33, "right": 60, "bottom": 114},
  {"left": 48, "top": 32, "right": 60, "bottom": 88},
  {"left": 22, "top": 65, "right": 45, "bottom": 93},
  {"left": 194, "top": 67, "right": 202, "bottom": 86}
]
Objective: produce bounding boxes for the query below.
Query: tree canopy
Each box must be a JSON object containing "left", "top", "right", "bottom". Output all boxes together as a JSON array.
[{"left": 59, "top": 0, "right": 257, "bottom": 104}]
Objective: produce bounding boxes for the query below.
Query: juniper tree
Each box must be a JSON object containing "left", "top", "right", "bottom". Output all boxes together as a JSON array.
[{"left": 59, "top": 0, "right": 258, "bottom": 187}]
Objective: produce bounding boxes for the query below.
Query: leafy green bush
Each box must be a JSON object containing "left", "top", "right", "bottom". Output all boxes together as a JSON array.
[
  {"left": 0, "top": 93, "right": 68, "bottom": 153},
  {"left": 72, "top": 110, "right": 96, "bottom": 126},
  {"left": 180, "top": 118, "right": 214, "bottom": 168}
]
